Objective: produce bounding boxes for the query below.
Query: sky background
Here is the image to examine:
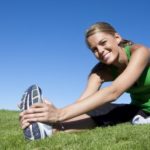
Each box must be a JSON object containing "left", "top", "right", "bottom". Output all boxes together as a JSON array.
[{"left": 0, "top": 0, "right": 150, "bottom": 110}]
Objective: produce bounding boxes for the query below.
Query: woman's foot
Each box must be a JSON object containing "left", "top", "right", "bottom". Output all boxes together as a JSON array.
[{"left": 19, "top": 84, "right": 53, "bottom": 140}]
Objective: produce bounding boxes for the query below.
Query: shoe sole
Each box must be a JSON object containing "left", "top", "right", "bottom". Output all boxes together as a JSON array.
[{"left": 20, "top": 84, "right": 52, "bottom": 140}]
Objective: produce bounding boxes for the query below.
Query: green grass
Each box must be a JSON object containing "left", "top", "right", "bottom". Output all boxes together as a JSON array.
[{"left": 1, "top": 110, "right": 150, "bottom": 150}]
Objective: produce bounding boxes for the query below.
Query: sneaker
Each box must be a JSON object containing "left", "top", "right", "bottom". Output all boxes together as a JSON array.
[
  {"left": 19, "top": 84, "right": 43, "bottom": 111},
  {"left": 132, "top": 115, "right": 150, "bottom": 125},
  {"left": 19, "top": 84, "right": 53, "bottom": 140}
]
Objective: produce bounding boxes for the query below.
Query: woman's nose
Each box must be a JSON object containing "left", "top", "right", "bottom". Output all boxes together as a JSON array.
[{"left": 97, "top": 46, "right": 104, "bottom": 54}]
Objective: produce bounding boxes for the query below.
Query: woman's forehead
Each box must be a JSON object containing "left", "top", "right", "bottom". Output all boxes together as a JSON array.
[{"left": 87, "top": 32, "right": 111, "bottom": 43}]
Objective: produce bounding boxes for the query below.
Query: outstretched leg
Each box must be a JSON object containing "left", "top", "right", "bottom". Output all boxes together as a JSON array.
[
  {"left": 53, "top": 114, "right": 97, "bottom": 133},
  {"left": 52, "top": 102, "right": 144, "bottom": 133}
]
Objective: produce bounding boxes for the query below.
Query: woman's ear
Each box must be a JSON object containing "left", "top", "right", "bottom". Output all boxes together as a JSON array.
[{"left": 114, "top": 33, "right": 122, "bottom": 44}]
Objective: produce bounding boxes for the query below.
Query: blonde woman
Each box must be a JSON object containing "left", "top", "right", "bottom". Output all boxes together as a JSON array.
[{"left": 20, "top": 22, "right": 150, "bottom": 138}]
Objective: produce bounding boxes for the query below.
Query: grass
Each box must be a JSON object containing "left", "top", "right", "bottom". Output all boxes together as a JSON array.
[{"left": 0, "top": 109, "right": 150, "bottom": 150}]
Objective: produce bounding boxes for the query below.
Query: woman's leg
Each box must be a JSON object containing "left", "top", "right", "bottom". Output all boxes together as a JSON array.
[
  {"left": 53, "top": 114, "right": 97, "bottom": 133},
  {"left": 52, "top": 103, "right": 128, "bottom": 133},
  {"left": 88, "top": 103, "right": 142, "bottom": 126},
  {"left": 52, "top": 103, "right": 143, "bottom": 133}
]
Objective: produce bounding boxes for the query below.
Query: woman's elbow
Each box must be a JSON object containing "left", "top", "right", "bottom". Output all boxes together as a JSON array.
[{"left": 108, "top": 85, "right": 123, "bottom": 102}]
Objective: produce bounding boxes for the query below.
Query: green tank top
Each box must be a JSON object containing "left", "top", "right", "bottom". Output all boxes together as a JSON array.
[{"left": 112, "top": 46, "right": 150, "bottom": 113}]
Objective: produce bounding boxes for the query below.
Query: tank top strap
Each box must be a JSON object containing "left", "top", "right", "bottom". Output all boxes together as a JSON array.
[
  {"left": 111, "top": 46, "right": 131, "bottom": 79},
  {"left": 124, "top": 45, "right": 131, "bottom": 61}
]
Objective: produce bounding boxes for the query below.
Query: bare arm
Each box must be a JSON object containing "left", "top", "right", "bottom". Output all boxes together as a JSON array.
[
  {"left": 76, "top": 63, "right": 113, "bottom": 102},
  {"left": 20, "top": 63, "right": 114, "bottom": 125}
]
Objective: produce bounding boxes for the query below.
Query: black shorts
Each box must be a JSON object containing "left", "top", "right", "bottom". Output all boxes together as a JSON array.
[{"left": 87, "top": 103, "right": 150, "bottom": 126}]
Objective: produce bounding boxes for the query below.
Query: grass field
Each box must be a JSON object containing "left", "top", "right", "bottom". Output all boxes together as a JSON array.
[{"left": 0, "top": 109, "right": 150, "bottom": 150}]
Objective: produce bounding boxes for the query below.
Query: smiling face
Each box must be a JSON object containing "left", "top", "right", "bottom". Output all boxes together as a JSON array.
[{"left": 87, "top": 32, "right": 122, "bottom": 65}]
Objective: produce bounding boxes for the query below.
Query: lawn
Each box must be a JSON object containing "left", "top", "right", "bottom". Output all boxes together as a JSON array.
[{"left": 0, "top": 109, "right": 150, "bottom": 150}]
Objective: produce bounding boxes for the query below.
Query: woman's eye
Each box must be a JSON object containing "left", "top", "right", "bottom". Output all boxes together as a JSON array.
[
  {"left": 100, "top": 41, "right": 106, "bottom": 45},
  {"left": 91, "top": 48, "right": 97, "bottom": 53}
]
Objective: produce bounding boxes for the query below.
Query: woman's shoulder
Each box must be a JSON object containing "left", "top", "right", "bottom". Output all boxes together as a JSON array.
[
  {"left": 129, "top": 44, "right": 150, "bottom": 65},
  {"left": 90, "top": 62, "right": 115, "bottom": 81},
  {"left": 91, "top": 62, "right": 112, "bottom": 75},
  {"left": 130, "top": 44, "right": 149, "bottom": 53},
  {"left": 91, "top": 62, "right": 110, "bottom": 73}
]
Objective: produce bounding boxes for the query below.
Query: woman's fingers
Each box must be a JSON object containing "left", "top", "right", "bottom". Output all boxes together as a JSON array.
[
  {"left": 20, "top": 111, "right": 46, "bottom": 123},
  {"left": 19, "top": 102, "right": 53, "bottom": 129},
  {"left": 24, "top": 117, "right": 48, "bottom": 123},
  {"left": 19, "top": 104, "right": 45, "bottom": 120},
  {"left": 27, "top": 107, "right": 45, "bottom": 114},
  {"left": 19, "top": 101, "right": 58, "bottom": 129},
  {"left": 21, "top": 112, "right": 47, "bottom": 129},
  {"left": 31, "top": 103, "right": 46, "bottom": 108},
  {"left": 20, "top": 106, "right": 46, "bottom": 118},
  {"left": 22, "top": 122, "right": 30, "bottom": 129},
  {"left": 44, "top": 99, "right": 53, "bottom": 105},
  {"left": 23, "top": 112, "right": 46, "bottom": 120}
]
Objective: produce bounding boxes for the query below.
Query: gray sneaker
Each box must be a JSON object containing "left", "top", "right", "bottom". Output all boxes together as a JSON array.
[{"left": 19, "top": 84, "right": 53, "bottom": 140}]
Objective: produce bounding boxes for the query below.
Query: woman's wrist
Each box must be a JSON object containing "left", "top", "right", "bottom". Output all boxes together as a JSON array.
[{"left": 55, "top": 108, "right": 64, "bottom": 123}]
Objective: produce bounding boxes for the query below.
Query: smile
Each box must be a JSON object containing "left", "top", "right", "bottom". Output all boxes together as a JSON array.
[{"left": 102, "top": 52, "right": 111, "bottom": 61}]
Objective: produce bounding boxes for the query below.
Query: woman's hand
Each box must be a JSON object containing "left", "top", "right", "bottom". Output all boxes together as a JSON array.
[{"left": 19, "top": 100, "right": 59, "bottom": 129}]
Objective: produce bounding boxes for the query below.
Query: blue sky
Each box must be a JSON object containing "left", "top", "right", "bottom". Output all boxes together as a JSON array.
[{"left": 0, "top": 0, "right": 150, "bottom": 110}]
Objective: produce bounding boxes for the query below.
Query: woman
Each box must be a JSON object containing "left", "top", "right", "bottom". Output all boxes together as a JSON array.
[{"left": 20, "top": 22, "right": 150, "bottom": 134}]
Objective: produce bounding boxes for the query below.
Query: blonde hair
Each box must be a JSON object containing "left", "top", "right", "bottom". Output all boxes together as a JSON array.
[{"left": 85, "top": 22, "right": 133, "bottom": 48}]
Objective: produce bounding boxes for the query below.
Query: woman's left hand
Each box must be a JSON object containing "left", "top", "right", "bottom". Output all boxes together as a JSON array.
[{"left": 19, "top": 100, "right": 59, "bottom": 129}]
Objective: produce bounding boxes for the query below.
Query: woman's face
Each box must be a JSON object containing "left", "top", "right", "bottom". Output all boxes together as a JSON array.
[{"left": 87, "top": 32, "right": 122, "bottom": 65}]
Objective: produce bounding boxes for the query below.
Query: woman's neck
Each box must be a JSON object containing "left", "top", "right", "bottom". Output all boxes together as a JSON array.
[{"left": 113, "top": 47, "right": 128, "bottom": 70}]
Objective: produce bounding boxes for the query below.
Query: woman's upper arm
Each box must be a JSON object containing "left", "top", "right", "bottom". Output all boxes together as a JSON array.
[
  {"left": 78, "top": 63, "right": 113, "bottom": 100},
  {"left": 112, "top": 45, "right": 150, "bottom": 95}
]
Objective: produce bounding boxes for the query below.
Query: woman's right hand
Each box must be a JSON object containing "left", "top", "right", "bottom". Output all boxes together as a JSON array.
[{"left": 19, "top": 100, "right": 58, "bottom": 129}]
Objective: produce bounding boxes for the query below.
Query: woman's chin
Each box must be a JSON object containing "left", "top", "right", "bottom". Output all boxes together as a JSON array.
[{"left": 101, "top": 59, "right": 114, "bottom": 65}]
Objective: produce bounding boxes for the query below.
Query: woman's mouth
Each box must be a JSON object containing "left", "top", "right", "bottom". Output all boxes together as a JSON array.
[{"left": 102, "top": 52, "right": 111, "bottom": 61}]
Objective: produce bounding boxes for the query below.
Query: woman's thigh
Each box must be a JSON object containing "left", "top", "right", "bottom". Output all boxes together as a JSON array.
[{"left": 88, "top": 103, "right": 142, "bottom": 126}]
